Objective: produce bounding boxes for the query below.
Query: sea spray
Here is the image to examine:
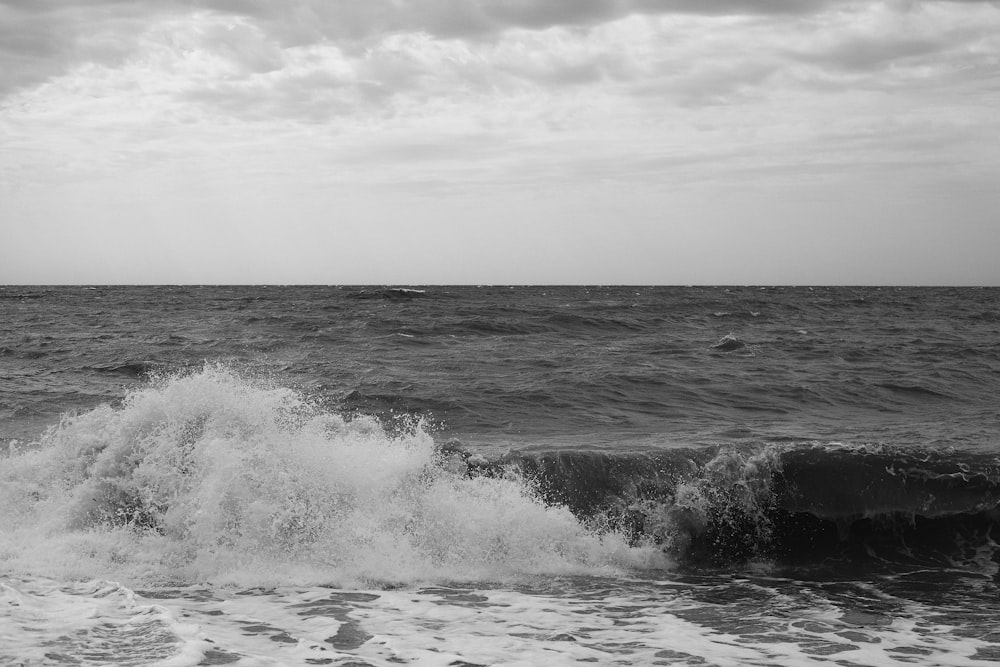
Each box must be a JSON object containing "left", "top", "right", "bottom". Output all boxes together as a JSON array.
[
  {"left": 0, "top": 365, "right": 664, "bottom": 588},
  {"left": 655, "top": 446, "right": 782, "bottom": 562},
  {"left": 484, "top": 445, "right": 784, "bottom": 563}
]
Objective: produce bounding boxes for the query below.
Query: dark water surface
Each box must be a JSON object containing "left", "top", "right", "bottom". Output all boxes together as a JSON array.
[{"left": 4, "top": 285, "right": 999, "bottom": 448}]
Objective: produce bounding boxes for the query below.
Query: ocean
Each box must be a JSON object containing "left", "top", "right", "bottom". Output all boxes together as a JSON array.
[{"left": 1, "top": 285, "right": 999, "bottom": 666}]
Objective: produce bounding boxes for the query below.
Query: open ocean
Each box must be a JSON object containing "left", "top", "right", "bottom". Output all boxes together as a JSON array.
[{"left": 2, "top": 285, "right": 1000, "bottom": 666}]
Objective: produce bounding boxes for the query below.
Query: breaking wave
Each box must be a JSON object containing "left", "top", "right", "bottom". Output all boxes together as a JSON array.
[
  {"left": 487, "top": 443, "right": 1000, "bottom": 566},
  {"left": 0, "top": 366, "right": 661, "bottom": 589},
  {"left": 3, "top": 366, "right": 999, "bottom": 591}
]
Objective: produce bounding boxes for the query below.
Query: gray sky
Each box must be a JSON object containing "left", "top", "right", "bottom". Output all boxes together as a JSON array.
[{"left": 2, "top": 0, "right": 999, "bottom": 284}]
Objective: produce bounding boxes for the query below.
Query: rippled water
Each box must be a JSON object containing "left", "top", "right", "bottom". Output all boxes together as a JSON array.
[{"left": 2, "top": 285, "right": 999, "bottom": 665}]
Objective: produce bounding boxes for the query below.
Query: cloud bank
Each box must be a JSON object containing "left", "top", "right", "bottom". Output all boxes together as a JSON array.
[
  {"left": 1, "top": 0, "right": 999, "bottom": 283},
  {"left": 3, "top": 0, "right": 994, "bottom": 100}
]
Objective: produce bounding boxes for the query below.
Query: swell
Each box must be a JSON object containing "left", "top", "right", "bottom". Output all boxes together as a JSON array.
[
  {"left": 465, "top": 443, "right": 1000, "bottom": 566},
  {"left": 6, "top": 286, "right": 1000, "bottom": 452}
]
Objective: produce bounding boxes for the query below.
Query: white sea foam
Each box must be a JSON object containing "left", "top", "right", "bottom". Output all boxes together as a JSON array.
[
  {"left": 5, "top": 575, "right": 988, "bottom": 667},
  {"left": 0, "top": 365, "right": 663, "bottom": 589},
  {"left": 0, "top": 577, "right": 206, "bottom": 667}
]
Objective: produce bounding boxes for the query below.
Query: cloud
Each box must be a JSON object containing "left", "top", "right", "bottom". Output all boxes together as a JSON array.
[
  {"left": 4, "top": 1, "right": 997, "bottom": 118},
  {"left": 0, "top": 0, "right": 849, "bottom": 99},
  {"left": 0, "top": 2, "right": 161, "bottom": 97},
  {"left": 783, "top": 1, "right": 999, "bottom": 73},
  {"left": 194, "top": 0, "right": 845, "bottom": 43},
  {"left": 2, "top": 0, "right": 998, "bottom": 199}
]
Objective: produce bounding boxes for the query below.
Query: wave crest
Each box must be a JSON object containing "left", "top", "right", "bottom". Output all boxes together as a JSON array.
[{"left": 0, "top": 365, "right": 662, "bottom": 587}]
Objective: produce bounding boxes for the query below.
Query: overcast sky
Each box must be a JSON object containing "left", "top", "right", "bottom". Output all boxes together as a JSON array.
[{"left": 1, "top": 0, "right": 998, "bottom": 284}]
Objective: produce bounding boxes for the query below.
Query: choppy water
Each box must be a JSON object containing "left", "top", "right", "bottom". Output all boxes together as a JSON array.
[{"left": 2, "top": 285, "right": 999, "bottom": 665}]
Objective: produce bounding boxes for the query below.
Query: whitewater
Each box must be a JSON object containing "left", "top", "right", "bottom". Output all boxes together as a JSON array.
[{"left": 2, "top": 285, "right": 1000, "bottom": 665}]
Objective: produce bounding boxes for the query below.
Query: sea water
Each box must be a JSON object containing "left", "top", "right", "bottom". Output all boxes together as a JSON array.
[{"left": 2, "top": 286, "right": 999, "bottom": 665}]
